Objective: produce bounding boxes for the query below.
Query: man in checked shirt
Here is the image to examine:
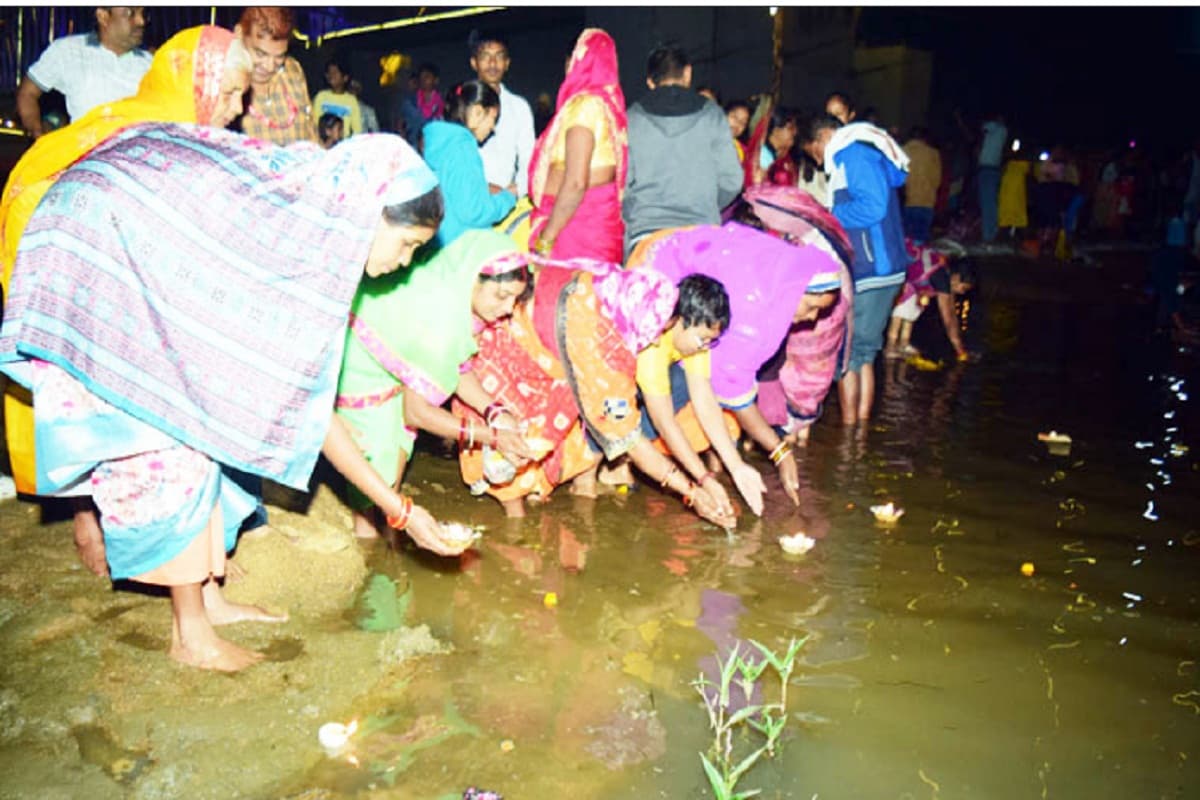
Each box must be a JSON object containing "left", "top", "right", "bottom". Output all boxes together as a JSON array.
[{"left": 235, "top": 6, "right": 318, "bottom": 145}]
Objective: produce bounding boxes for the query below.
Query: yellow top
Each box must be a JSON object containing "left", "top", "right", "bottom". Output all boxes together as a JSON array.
[
  {"left": 550, "top": 94, "right": 616, "bottom": 168},
  {"left": 902, "top": 138, "right": 942, "bottom": 209},
  {"left": 1, "top": 25, "right": 228, "bottom": 290},
  {"left": 636, "top": 329, "right": 710, "bottom": 396}
]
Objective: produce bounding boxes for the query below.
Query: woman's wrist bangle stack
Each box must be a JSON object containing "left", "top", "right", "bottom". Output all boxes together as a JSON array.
[
  {"left": 769, "top": 441, "right": 792, "bottom": 466},
  {"left": 659, "top": 464, "right": 678, "bottom": 489},
  {"left": 682, "top": 483, "right": 697, "bottom": 507},
  {"left": 534, "top": 236, "right": 554, "bottom": 256},
  {"left": 484, "top": 402, "right": 508, "bottom": 427},
  {"left": 457, "top": 417, "right": 482, "bottom": 450},
  {"left": 386, "top": 495, "right": 414, "bottom": 530}
]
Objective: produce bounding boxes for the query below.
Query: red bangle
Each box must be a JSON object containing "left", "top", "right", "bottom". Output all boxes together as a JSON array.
[
  {"left": 682, "top": 483, "right": 696, "bottom": 507},
  {"left": 385, "top": 495, "right": 414, "bottom": 530},
  {"left": 484, "top": 402, "right": 507, "bottom": 426}
]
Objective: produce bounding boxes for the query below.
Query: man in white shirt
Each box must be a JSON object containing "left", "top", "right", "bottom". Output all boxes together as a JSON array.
[
  {"left": 976, "top": 112, "right": 1008, "bottom": 243},
  {"left": 17, "top": 6, "right": 152, "bottom": 139},
  {"left": 469, "top": 30, "right": 535, "bottom": 198}
]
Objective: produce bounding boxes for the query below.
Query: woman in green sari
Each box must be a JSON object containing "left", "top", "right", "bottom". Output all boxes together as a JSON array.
[{"left": 336, "top": 229, "right": 534, "bottom": 537}]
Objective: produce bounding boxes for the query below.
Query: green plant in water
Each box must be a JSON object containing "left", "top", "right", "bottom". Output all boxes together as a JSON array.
[
  {"left": 357, "top": 573, "right": 412, "bottom": 632},
  {"left": 691, "top": 636, "right": 808, "bottom": 799}
]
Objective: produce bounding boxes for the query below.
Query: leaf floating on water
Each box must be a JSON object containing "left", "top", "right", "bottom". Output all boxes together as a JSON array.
[
  {"left": 1046, "top": 640, "right": 1080, "bottom": 650},
  {"left": 358, "top": 574, "right": 411, "bottom": 632}
]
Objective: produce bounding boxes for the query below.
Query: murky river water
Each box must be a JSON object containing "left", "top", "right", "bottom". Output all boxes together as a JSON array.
[{"left": 1, "top": 255, "right": 1197, "bottom": 799}]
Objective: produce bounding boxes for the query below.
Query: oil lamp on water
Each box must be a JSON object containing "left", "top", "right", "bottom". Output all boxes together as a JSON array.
[
  {"left": 870, "top": 502, "right": 905, "bottom": 524},
  {"left": 318, "top": 719, "right": 359, "bottom": 757},
  {"left": 778, "top": 532, "right": 816, "bottom": 555}
]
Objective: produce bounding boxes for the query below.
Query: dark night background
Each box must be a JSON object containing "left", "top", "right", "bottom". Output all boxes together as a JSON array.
[{"left": 2, "top": 5, "right": 1198, "bottom": 161}]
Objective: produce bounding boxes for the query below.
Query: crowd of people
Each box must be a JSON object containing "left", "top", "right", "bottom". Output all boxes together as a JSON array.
[{"left": 1, "top": 8, "right": 1004, "bottom": 674}]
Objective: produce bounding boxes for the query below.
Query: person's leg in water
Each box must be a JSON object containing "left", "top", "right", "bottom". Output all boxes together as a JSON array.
[
  {"left": 841, "top": 284, "right": 900, "bottom": 424},
  {"left": 157, "top": 503, "right": 285, "bottom": 671}
]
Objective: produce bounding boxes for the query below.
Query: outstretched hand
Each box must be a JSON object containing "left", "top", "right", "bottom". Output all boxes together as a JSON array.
[{"left": 729, "top": 462, "right": 766, "bottom": 516}]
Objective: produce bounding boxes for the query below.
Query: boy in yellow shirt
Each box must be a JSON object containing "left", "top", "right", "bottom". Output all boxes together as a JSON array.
[{"left": 635, "top": 275, "right": 767, "bottom": 517}]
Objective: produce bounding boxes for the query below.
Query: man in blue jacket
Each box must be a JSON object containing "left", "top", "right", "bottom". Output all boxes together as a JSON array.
[{"left": 802, "top": 114, "right": 910, "bottom": 426}]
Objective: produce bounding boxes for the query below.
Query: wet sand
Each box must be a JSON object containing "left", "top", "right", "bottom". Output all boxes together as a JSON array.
[{"left": 1, "top": 250, "right": 1198, "bottom": 798}]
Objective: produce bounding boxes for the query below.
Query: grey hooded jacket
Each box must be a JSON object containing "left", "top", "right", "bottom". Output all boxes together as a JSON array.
[{"left": 622, "top": 85, "right": 744, "bottom": 256}]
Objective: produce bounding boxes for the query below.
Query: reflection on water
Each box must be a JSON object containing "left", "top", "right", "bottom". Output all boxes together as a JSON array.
[{"left": 2, "top": 260, "right": 1198, "bottom": 798}]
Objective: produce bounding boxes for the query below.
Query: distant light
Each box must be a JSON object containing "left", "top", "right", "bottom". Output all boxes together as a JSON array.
[
  {"left": 769, "top": 6, "right": 779, "bottom": 16},
  {"left": 1011, "top": 138, "right": 1020, "bottom": 152},
  {"left": 1129, "top": 139, "right": 1136, "bottom": 149},
  {"left": 1038, "top": 151, "right": 1050, "bottom": 162}
]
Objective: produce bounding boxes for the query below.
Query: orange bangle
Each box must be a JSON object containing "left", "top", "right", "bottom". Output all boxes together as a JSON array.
[
  {"left": 682, "top": 483, "right": 696, "bottom": 507},
  {"left": 385, "top": 495, "right": 414, "bottom": 530}
]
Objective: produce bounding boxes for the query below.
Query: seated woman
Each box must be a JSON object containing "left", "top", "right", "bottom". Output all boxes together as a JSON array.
[
  {"left": 457, "top": 261, "right": 733, "bottom": 528},
  {"left": 336, "top": 229, "right": 535, "bottom": 538},
  {"left": 421, "top": 80, "right": 517, "bottom": 249},
  {"left": 628, "top": 222, "right": 843, "bottom": 506},
  {"left": 634, "top": 275, "right": 767, "bottom": 517},
  {"left": 736, "top": 184, "right": 855, "bottom": 445},
  {"left": 0, "top": 25, "right": 254, "bottom": 575},
  {"left": 528, "top": 28, "right": 627, "bottom": 262},
  {"left": 0, "top": 123, "right": 464, "bottom": 672}
]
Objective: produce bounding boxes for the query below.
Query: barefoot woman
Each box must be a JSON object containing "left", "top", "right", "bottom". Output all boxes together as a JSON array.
[
  {"left": 0, "top": 124, "right": 462, "bottom": 671},
  {"left": 1, "top": 26, "right": 256, "bottom": 576}
]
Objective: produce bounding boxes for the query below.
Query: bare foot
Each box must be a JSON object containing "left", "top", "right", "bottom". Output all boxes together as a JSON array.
[
  {"left": 569, "top": 471, "right": 598, "bottom": 499},
  {"left": 170, "top": 583, "right": 264, "bottom": 672},
  {"left": 598, "top": 460, "right": 633, "bottom": 487},
  {"left": 502, "top": 498, "right": 527, "bottom": 518},
  {"left": 170, "top": 634, "right": 263, "bottom": 672},
  {"left": 353, "top": 510, "right": 381, "bottom": 539},
  {"left": 72, "top": 507, "right": 108, "bottom": 577},
  {"left": 224, "top": 559, "right": 248, "bottom": 584},
  {"left": 202, "top": 581, "right": 288, "bottom": 625}
]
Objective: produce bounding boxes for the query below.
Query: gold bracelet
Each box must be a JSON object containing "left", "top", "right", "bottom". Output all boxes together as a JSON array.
[
  {"left": 659, "top": 464, "right": 678, "bottom": 489},
  {"left": 769, "top": 441, "right": 792, "bottom": 466}
]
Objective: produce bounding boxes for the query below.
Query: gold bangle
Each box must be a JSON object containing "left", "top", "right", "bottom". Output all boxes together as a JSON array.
[
  {"left": 769, "top": 441, "right": 792, "bottom": 466},
  {"left": 659, "top": 464, "right": 678, "bottom": 489}
]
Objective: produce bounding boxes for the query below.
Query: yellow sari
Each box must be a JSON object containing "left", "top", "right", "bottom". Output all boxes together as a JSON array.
[{"left": 1, "top": 25, "right": 237, "bottom": 493}]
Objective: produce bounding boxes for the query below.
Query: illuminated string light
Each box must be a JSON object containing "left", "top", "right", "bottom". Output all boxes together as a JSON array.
[{"left": 291, "top": 6, "right": 504, "bottom": 47}]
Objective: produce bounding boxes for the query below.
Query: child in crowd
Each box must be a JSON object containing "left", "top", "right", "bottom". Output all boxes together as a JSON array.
[
  {"left": 416, "top": 62, "right": 444, "bottom": 122},
  {"left": 312, "top": 57, "right": 362, "bottom": 136},
  {"left": 318, "top": 112, "right": 343, "bottom": 149},
  {"left": 885, "top": 241, "right": 975, "bottom": 361}
]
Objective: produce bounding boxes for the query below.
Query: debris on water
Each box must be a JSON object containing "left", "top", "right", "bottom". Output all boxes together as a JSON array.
[
  {"left": 1020, "top": 562, "right": 1035, "bottom": 577},
  {"left": 543, "top": 592, "right": 558, "bottom": 608}
]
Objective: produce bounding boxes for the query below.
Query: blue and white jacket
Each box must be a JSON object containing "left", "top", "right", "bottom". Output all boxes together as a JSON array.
[{"left": 826, "top": 123, "right": 910, "bottom": 291}]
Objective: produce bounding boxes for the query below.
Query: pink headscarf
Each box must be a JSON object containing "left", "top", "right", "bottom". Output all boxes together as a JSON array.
[
  {"left": 527, "top": 29, "right": 628, "bottom": 206},
  {"left": 532, "top": 254, "right": 677, "bottom": 354},
  {"left": 742, "top": 185, "right": 855, "bottom": 426}
]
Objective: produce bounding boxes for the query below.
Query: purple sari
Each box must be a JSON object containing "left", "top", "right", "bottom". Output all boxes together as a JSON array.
[{"left": 628, "top": 222, "right": 838, "bottom": 409}]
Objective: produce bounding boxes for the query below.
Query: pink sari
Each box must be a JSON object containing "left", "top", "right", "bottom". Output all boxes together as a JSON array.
[
  {"left": 742, "top": 185, "right": 855, "bottom": 427},
  {"left": 527, "top": 29, "right": 627, "bottom": 262}
]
